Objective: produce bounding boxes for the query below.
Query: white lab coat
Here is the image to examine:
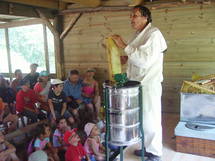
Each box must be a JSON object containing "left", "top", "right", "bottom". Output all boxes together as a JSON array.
[{"left": 124, "top": 23, "right": 167, "bottom": 156}]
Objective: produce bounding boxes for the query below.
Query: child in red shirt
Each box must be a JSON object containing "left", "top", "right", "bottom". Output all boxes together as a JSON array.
[
  {"left": 16, "top": 80, "right": 46, "bottom": 123},
  {"left": 64, "top": 129, "right": 92, "bottom": 161}
]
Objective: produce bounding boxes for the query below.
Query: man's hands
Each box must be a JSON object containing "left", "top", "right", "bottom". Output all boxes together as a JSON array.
[
  {"left": 111, "top": 34, "right": 128, "bottom": 64},
  {"left": 111, "top": 34, "right": 127, "bottom": 49},
  {"left": 120, "top": 56, "right": 128, "bottom": 65}
]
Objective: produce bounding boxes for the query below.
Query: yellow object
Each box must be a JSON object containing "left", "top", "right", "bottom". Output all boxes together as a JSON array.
[
  {"left": 99, "top": 106, "right": 105, "bottom": 120},
  {"left": 191, "top": 73, "right": 201, "bottom": 81},
  {"left": 105, "top": 37, "right": 122, "bottom": 81},
  {"left": 182, "top": 74, "right": 215, "bottom": 94},
  {"left": 181, "top": 80, "right": 215, "bottom": 94},
  {"left": 194, "top": 74, "right": 215, "bottom": 81}
]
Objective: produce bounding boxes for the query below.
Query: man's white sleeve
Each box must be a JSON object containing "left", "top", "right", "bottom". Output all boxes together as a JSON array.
[{"left": 124, "top": 32, "right": 167, "bottom": 69}]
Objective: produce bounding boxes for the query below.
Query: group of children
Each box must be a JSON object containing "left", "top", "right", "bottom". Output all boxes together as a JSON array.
[
  {"left": 27, "top": 117, "right": 107, "bottom": 161},
  {"left": 15, "top": 68, "right": 101, "bottom": 126},
  {"left": 0, "top": 63, "right": 116, "bottom": 161}
]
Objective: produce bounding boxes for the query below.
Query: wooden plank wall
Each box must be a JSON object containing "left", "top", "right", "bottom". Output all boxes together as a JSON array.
[{"left": 63, "top": 3, "right": 215, "bottom": 113}]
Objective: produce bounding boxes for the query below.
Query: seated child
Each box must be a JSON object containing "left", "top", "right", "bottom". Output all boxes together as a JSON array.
[
  {"left": 66, "top": 114, "right": 78, "bottom": 129},
  {"left": 16, "top": 80, "right": 46, "bottom": 123},
  {"left": 64, "top": 129, "right": 94, "bottom": 161},
  {"left": 53, "top": 117, "right": 70, "bottom": 150},
  {"left": 48, "top": 79, "right": 71, "bottom": 122},
  {"left": 0, "top": 98, "right": 18, "bottom": 133},
  {"left": 53, "top": 117, "right": 71, "bottom": 160},
  {"left": 33, "top": 71, "right": 51, "bottom": 112},
  {"left": 0, "top": 132, "right": 20, "bottom": 161},
  {"left": 77, "top": 108, "right": 95, "bottom": 130},
  {"left": 0, "top": 75, "right": 16, "bottom": 114},
  {"left": 84, "top": 123, "right": 105, "bottom": 161},
  {"left": 32, "top": 123, "right": 59, "bottom": 161},
  {"left": 97, "top": 120, "right": 119, "bottom": 152}
]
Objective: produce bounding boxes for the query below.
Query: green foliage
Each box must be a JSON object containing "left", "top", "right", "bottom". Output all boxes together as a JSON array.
[
  {"left": 114, "top": 73, "right": 128, "bottom": 87},
  {"left": 8, "top": 24, "right": 45, "bottom": 67},
  {"left": 0, "top": 29, "right": 5, "bottom": 48}
]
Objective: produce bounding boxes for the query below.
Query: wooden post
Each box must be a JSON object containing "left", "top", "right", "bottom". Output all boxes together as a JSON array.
[
  {"left": 53, "top": 15, "right": 65, "bottom": 79},
  {"left": 5, "top": 28, "right": 13, "bottom": 80},
  {"left": 43, "top": 24, "right": 50, "bottom": 73},
  {"left": 60, "top": 12, "right": 83, "bottom": 40},
  {"left": 36, "top": 9, "right": 64, "bottom": 79},
  {"left": 35, "top": 9, "right": 58, "bottom": 38}
]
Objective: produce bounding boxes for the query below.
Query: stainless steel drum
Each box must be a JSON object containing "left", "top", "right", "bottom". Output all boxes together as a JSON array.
[
  {"left": 109, "top": 85, "right": 139, "bottom": 110},
  {"left": 105, "top": 81, "right": 141, "bottom": 146},
  {"left": 110, "top": 123, "right": 140, "bottom": 146},
  {"left": 109, "top": 108, "right": 139, "bottom": 126}
]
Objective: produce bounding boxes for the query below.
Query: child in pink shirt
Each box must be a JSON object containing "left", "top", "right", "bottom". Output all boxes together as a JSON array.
[
  {"left": 32, "top": 123, "right": 60, "bottom": 161},
  {"left": 84, "top": 123, "right": 105, "bottom": 161}
]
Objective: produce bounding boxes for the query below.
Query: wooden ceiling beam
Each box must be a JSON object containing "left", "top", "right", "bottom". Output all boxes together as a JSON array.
[
  {"left": 62, "top": 0, "right": 201, "bottom": 14},
  {"left": 62, "top": 6, "right": 132, "bottom": 14},
  {"left": 0, "top": 18, "right": 44, "bottom": 28},
  {"left": 61, "top": 0, "right": 101, "bottom": 7},
  {"left": 0, "top": 18, "right": 12, "bottom": 22},
  {"left": 129, "top": 0, "right": 144, "bottom": 6},
  {"left": 0, "top": 2, "right": 55, "bottom": 19},
  {"left": 60, "top": 12, "right": 82, "bottom": 39},
  {"left": 1, "top": 0, "right": 60, "bottom": 10},
  {"left": 35, "top": 9, "right": 58, "bottom": 37}
]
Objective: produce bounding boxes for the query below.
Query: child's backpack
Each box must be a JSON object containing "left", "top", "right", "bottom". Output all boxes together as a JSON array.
[{"left": 27, "top": 138, "right": 35, "bottom": 155}]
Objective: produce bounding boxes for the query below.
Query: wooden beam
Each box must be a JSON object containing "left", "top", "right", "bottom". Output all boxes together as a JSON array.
[
  {"left": 5, "top": 120, "right": 48, "bottom": 141},
  {"left": 0, "top": 18, "right": 44, "bottom": 29},
  {"left": 1, "top": 0, "right": 59, "bottom": 10},
  {"left": 0, "top": 19, "right": 12, "bottom": 23},
  {"left": 35, "top": 9, "right": 58, "bottom": 38},
  {"left": 62, "top": 1, "right": 211, "bottom": 14},
  {"left": 0, "top": 2, "right": 55, "bottom": 19},
  {"left": 129, "top": 0, "right": 144, "bottom": 6},
  {"left": 36, "top": 9, "right": 64, "bottom": 79},
  {"left": 43, "top": 24, "right": 50, "bottom": 74},
  {"left": 66, "top": 0, "right": 180, "bottom": 9},
  {"left": 61, "top": 0, "right": 101, "bottom": 7},
  {"left": 5, "top": 28, "right": 13, "bottom": 81},
  {"left": 54, "top": 16, "right": 65, "bottom": 79},
  {"left": 36, "top": 9, "right": 64, "bottom": 78},
  {"left": 61, "top": 6, "right": 132, "bottom": 14},
  {"left": 60, "top": 12, "right": 82, "bottom": 39}
]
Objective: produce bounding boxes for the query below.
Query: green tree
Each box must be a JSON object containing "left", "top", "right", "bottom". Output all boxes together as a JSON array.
[{"left": 8, "top": 24, "right": 46, "bottom": 68}]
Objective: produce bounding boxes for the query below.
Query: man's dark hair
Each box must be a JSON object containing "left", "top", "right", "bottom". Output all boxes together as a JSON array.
[
  {"left": 35, "top": 123, "right": 49, "bottom": 138},
  {"left": 14, "top": 69, "right": 21, "bottom": 75},
  {"left": 19, "top": 79, "right": 30, "bottom": 86},
  {"left": 133, "top": 5, "right": 152, "bottom": 23},
  {"left": 56, "top": 116, "right": 66, "bottom": 125},
  {"left": 69, "top": 70, "right": 79, "bottom": 75}
]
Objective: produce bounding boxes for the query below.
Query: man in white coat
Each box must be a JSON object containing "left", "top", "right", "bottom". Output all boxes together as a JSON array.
[{"left": 112, "top": 5, "right": 167, "bottom": 161}]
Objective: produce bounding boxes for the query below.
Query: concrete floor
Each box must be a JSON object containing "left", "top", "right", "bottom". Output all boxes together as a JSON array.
[{"left": 119, "top": 113, "right": 215, "bottom": 161}]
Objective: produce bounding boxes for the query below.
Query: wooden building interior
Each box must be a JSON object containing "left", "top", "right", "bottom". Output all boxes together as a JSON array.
[{"left": 0, "top": 0, "right": 215, "bottom": 160}]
